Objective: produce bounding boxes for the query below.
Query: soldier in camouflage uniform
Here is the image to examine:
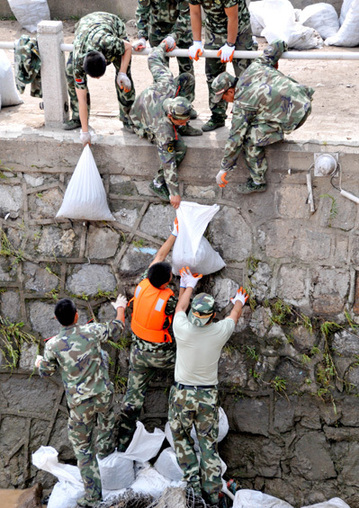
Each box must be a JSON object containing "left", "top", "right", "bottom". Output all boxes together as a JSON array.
[
  {"left": 133, "top": 0, "right": 196, "bottom": 114},
  {"left": 168, "top": 267, "right": 248, "bottom": 506},
  {"left": 117, "top": 230, "right": 179, "bottom": 452},
  {"left": 213, "top": 40, "right": 315, "bottom": 194},
  {"left": 36, "top": 296, "right": 127, "bottom": 508},
  {"left": 130, "top": 41, "right": 201, "bottom": 210},
  {"left": 188, "top": 0, "right": 254, "bottom": 131},
  {"left": 64, "top": 12, "right": 135, "bottom": 145},
  {"left": 14, "top": 35, "right": 42, "bottom": 97}
]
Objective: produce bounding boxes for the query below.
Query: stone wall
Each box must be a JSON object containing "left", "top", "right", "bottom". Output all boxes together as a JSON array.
[{"left": 1, "top": 133, "right": 359, "bottom": 508}]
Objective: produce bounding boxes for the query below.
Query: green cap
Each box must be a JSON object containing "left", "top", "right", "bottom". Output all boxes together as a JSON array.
[
  {"left": 164, "top": 97, "right": 192, "bottom": 120},
  {"left": 188, "top": 292, "right": 215, "bottom": 327},
  {"left": 212, "top": 72, "right": 236, "bottom": 103}
]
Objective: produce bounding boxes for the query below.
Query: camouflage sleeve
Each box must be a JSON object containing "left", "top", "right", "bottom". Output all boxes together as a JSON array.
[
  {"left": 258, "top": 40, "right": 287, "bottom": 67},
  {"left": 167, "top": 1, "right": 191, "bottom": 43},
  {"left": 165, "top": 295, "right": 178, "bottom": 316},
  {"left": 220, "top": 106, "right": 254, "bottom": 172},
  {"left": 136, "top": 0, "right": 151, "bottom": 40},
  {"left": 157, "top": 141, "right": 180, "bottom": 196},
  {"left": 39, "top": 344, "right": 58, "bottom": 378},
  {"left": 98, "top": 320, "right": 125, "bottom": 344},
  {"left": 148, "top": 44, "right": 174, "bottom": 90}
]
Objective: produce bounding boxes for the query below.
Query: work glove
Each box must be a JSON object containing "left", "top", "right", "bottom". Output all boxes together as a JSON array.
[
  {"left": 179, "top": 266, "right": 203, "bottom": 289},
  {"left": 162, "top": 36, "right": 176, "bottom": 52},
  {"left": 231, "top": 287, "right": 248, "bottom": 306},
  {"left": 217, "top": 43, "right": 235, "bottom": 63},
  {"left": 111, "top": 294, "right": 128, "bottom": 310},
  {"left": 216, "top": 169, "right": 228, "bottom": 188},
  {"left": 132, "top": 37, "right": 147, "bottom": 51},
  {"left": 35, "top": 355, "right": 43, "bottom": 368},
  {"left": 80, "top": 130, "right": 91, "bottom": 146},
  {"left": 117, "top": 72, "right": 132, "bottom": 93},
  {"left": 171, "top": 218, "right": 179, "bottom": 237},
  {"left": 188, "top": 41, "right": 203, "bottom": 61}
]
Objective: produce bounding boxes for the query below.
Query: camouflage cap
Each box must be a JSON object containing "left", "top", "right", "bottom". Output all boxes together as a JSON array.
[
  {"left": 188, "top": 292, "right": 215, "bottom": 327},
  {"left": 164, "top": 97, "right": 192, "bottom": 120},
  {"left": 212, "top": 72, "right": 237, "bottom": 103}
]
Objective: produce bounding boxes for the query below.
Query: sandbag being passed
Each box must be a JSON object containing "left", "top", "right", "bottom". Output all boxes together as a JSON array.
[
  {"left": 56, "top": 144, "right": 115, "bottom": 221},
  {"left": 172, "top": 201, "right": 225, "bottom": 276}
]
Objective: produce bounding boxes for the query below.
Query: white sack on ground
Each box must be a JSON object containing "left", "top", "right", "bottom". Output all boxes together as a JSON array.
[
  {"left": 299, "top": 3, "right": 339, "bottom": 39},
  {"left": 260, "top": 0, "right": 296, "bottom": 43},
  {"left": 7, "top": 0, "right": 50, "bottom": 33},
  {"left": 249, "top": 1, "right": 265, "bottom": 36},
  {"left": 325, "top": 0, "right": 359, "bottom": 46},
  {"left": 56, "top": 144, "right": 115, "bottom": 221},
  {"left": 0, "top": 50, "right": 23, "bottom": 107},
  {"left": 233, "top": 489, "right": 294, "bottom": 508},
  {"left": 172, "top": 201, "right": 225, "bottom": 276},
  {"left": 340, "top": 0, "right": 355, "bottom": 25},
  {"left": 123, "top": 421, "right": 165, "bottom": 463},
  {"left": 301, "top": 498, "right": 351, "bottom": 508},
  {"left": 97, "top": 450, "right": 135, "bottom": 490},
  {"left": 131, "top": 463, "right": 175, "bottom": 498}
]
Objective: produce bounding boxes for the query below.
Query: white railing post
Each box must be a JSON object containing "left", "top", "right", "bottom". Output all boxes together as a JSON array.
[{"left": 37, "top": 20, "right": 69, "bottom": 127}]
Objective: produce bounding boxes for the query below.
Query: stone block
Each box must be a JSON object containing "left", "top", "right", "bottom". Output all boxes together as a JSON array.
[
  {"left": 29, "top": 188, "right": 63, "bottom": 220},
  {"left": 0, "top": 184, "right": 22, "bottom": 215},
  {"left": 274, "top": 397, "right": 295, "bottom": 433},
  {"left": 139, "top": 204, "right": 175, "bottom": 239},
  {"left": 228, "top": 398, "right": 270, "bottom": 436},
  {"left": 219, "top": 348, "right": 247, "bottom": 386},
  {"left": 249, "top": 262, "right": 273, "bottom": 300},
  {"left": 339, "top": 443, "right": 359, "bottom": 486},
  {"left": 66, "top": 264, "right": 117, "bottom": 296},
  {"left": 113, "top": 207, "right": 139, "bottom": 228},
  {"left": 263, "top": 220, "right": 296, "bottom": 258},
  {"left": 0, "top": 376, "right": 59, "bottom": 414},
  {"left": 277, "top": 185, "right": 311, "bottom": 219},
  {"left": 319, "top": 192, "right": 357, "bottom": 231},
  {"left": 24, "top": 262, "right": 59, "bottom": 293},
  {"left": 24, "top": 174, "right": 44, "bottom": 187},
  {"left": 0, "top": 258, "right": 17, "bottom": 282},
  {"left": 291, "top": 325, "right": 317, "bottom": 354},
  {"left": 290, "top": 432, "right": 336, "bottom": 481},
  {"left": 212, "top": 277, "right": 239, "bottom": 311},
  {"left": 37, "top": 226, "right": 76, "bottom": 257},
  {"left": 19, "top": 342, "right": 39, "bottom": 372},
  {"left": 86, "top": 226, "right": 120, "bottom": 259},
  {"left": 311, "top": 267, "right": 349, "bottom": 314},
  {"left": 332, "top": 330, "right": 359, "bottom": 357},
  {"left": 119, "top": 244, "right": 154, "bottom": 275},
  {"left": 277, "top": 265, "right": 308, "bottom": 304},
  {"left": 184, "top": 184, "right": 216, "bottom": 200},
  {"left": 0, "top": 291, "right": 21, "bottom": 322},
  {"left": 295, "top": 229, "right": 332, "bottom": 262},
  {"left": 29, "top": 301, "right": 60, "bottom": 339},
  {"left": 249, "top": 306, "right": 273, "bottom": 338}
]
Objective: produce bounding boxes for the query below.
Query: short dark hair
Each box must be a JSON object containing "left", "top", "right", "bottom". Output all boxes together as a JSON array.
[
  {"left": 148, "top": 262, "right": 172, "bottom": 289},
  {"left": 83, "top": 51, "right": 106, "bottom": 78},
  {"left": 55, "top": 298, "right": 77, "bottom": 326}
]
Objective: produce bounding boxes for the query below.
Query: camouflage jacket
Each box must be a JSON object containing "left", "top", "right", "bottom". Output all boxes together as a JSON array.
[
  {"left": 130, "top": 43, "right": 186, "bottom": 196},
  {"left": 14, "top": 35, "right": 42, "bottom": 98},
  {"left": 71, "top": 12, "right": 127, "bottom": 90},
  {"left": 188, "top": 0, "right": 250, "bottom": 35},
  {"left": 220, "top": 41, "right": 315, "bottom": 172},
  {"left": 39, "top": 319, "right": 124, "bottom": 408},
  {"left": 136, "top": 0, "right": 191, "bottom": 43}
]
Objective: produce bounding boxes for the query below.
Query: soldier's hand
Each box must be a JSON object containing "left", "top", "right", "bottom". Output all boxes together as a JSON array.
[
  {"left": 117, "top": 72, "right": 132, "bottom": 93},
  {"left": 179, "top": 266, "right": 203, "bottom": 289},
  {"left": 216, "top": 169, "right": 228, "bottom": 188},
  {"left": 80, "top": 130, "right": 91, "bottom": 146},
  {"left": 162, "top": 36, "right": 176, "bottom": 52},
  {"left": 111, "top": 294, "right": 128, "bottom": 310},
  {"left": 231, "top": 287, "right": 248, "bottom": 306},
  {"left": 188, "top": 41, "right": 203, "bottom": 61},
  {"left": 170, "top": 194, "right": 181, "bottom": 209},
  {"left": 217, "top": 43, "right": 235, "bottom": 63},
  {"left": 35, "top": 355, "right": 43, "bottom": 368},
  {"left": 132, "top": 38, "right": 147, "bottom": 51}
]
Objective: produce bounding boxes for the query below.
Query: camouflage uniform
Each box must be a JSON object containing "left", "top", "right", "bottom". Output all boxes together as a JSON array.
[
  {"left": 188, "top": 0, "right": 253, "bottom": 121},
  {"left": 14, "top": 35, "right": 42, "bottom": 97},
  {"left": 136, "top": 0, "right": 195, "bottom": 102},
  {"left": 217, "top": 41, "right": 315, "bottom": 184},
  {"left": 130, "top": 42, "right": 195, "bottom": 197},
  {"left": 65, "top": 12, "right": 135, "bottom": 127},
  {"left": 39, "top": 319, "right": 124, "bottom": 507}
]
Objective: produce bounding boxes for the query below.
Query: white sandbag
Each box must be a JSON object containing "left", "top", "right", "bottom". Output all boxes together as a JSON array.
[
  {"left": 286, "top": 23, "right": 323, "bottom": 49},
  {"left": 233, "top": 489, "right": 294, "bottom": 508},
  {"left": 260, "top": 0, "right": 296, "bottom": 43},
  {"left": 154, "top": 447, "right": 183, "bottom": 481},
  {"left": 325, "top": 0, "right": 359, "bottom": 47},
  {"left": 131, "top": 463, "right": 173, "bottom": 498},
  {"left": 172, "top": 201, "right": 225, "bottom": 276},
  {"left": 123, "top": 421, "right": 165, "bottom": 463},
  {"left": 7, "top": 0, "right": 50, "bottom": 33},
  {"left": 301, "top": 498, "right": 351, "bottom": 508},
  {"left": 0, "top": 50, "right": 23, "bottom": 107},
  {"left": 340, "top": 0, "right": 355, "bottom": 25},
  {"left": 97, "top": 450, "right": 135, "bottom": 490},
  {"left": 47, "top": 481, "right": 85, "bottom": 508},
  {"left": 249, "top": 1, "right": 265, "bottom": 36},
  {"left": 299, "top": 3, "right": 339, "bottom": 39},
  {"left": 56, "top": 144, "right": 115, "bottom": 221}
]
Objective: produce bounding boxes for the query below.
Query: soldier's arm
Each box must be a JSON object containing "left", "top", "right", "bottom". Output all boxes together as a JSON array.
[
  {"left": 157, "top": 142, "right": 180, "bottom": 199},
  {"left": 136, "top": 0, "right": 150, "bottom": 41},
  {"left": 224, "top": 4, "right": 239, "bottom": 45},
  {"left": 119, "top": 40, "right": 132, "bottom": 75},
  {"left": 220, "top": 107, "right": 252, "bottom": 172},
  {"left": 148, "top": 43, "right": 174, "bottom": 88},
  {"left": 149, "top": 234, "right": 176, "bottom": 267},
  {"left": 38, "top": 346, "right": 58, "bottom": 378},
  {"left": 168, "top": 1, "right": 191, "bottom": 42},
  {"left": 189, "top": 4, "right": 202, "bottom": 41},
  {"left": 76, "top": 88, "right": 89, "bottom": 133},
  {"left": 259, "top": 40, "right": 287, "bottom": 67}
]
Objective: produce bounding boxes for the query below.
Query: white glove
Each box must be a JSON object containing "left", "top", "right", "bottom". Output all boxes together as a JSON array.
[
  {"left": 216, "top": 169, "right": 228, "bottom": 188},
  {"left": 117, "top": 72, "right": 132, "bottom": 92},
  {"left": 217, "top": 43, "right": 235, "bottom": 63},
  {"left": 111, "top": 294, "right": 128, "bottom": 310},
  {"left": 230, "top": 287, "right": 248, "bottom": 306},
  {"left": 80, "top": 130, "right": 91, "bottom": 146},
  {"left": 162, "top": 36, "right": 176, "bottom": 52},
  {"left": 35, "top": 355, "right": 43, "bottom": 368},
  {"left": 171, "top": 218, "right": 179, "bottom": 237},
  {"left": 188, "top": 41, "right": 203, "bottom": 61},
  {"left": 132, "top": 37, "right": 147, "bottom": 51},
  {"left": 179, "top": 266, "right": 203, "bottom": 289}
]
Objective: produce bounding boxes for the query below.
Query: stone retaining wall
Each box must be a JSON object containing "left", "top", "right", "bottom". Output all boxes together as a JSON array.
[{"left": 1, "top": 134, "right": 359, "bottom": 507}]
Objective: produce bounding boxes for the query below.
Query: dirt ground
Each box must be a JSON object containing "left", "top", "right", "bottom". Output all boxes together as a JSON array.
[{"left": 0, "top": 19, "right": 359, "bottom": 144}]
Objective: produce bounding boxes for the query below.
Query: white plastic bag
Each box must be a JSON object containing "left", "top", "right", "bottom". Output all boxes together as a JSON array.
[
  {"left": 7, "top": 0, "right": 50, "bottom": 33},
  {"left": 56, "top": 144, "right": 115, "bottom": 221},
  {"left": 260, "top": 0, "right": 296, "bottom": 44},
  {"left": 172, "top": 201, "right": 225, "bottom": 276},
  {"left": 299, "top": 3, "right": 339, "bottom": 40},
  {"left": 286, "top": 23, "right": 323, "bottom": 50},
  {"left": 123, "top": 421, "right": 165, "bottom": 463},
  {"left": 47, "top": 481, "right": 85, "bottom": 508},
  {"left": 325, "top": 0, "right": 359, "bottom": 47},
  {"left": 154, "top": 447, "right": 183, "bottom": 481},
  {"left": 97, "top": 450, "right": 135, "bottom": 490},
  {"left": 233, "top": 489, "right": 294, "bottom": 508},
  {"left": 301, "top": 498, "right": 351, "bottom": 508},
  {"left": 249, "top": 1, "right": 265, "bottom": 36},
  {"left": 0, "top": 50, "right": 23, "bottom": 107},
  {"left": 131, "top": 463, "right": 173, "bottom": 498},
  {"left": 340, "top": 0, "right": 355, "bottom": 25}
]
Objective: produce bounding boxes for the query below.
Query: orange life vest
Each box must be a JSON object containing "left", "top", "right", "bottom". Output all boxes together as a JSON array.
[{"left": 131, "top": 278, "right": 174, "bottom": 343}]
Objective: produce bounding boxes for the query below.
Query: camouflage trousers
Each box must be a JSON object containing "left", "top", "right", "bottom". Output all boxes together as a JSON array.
[
  {"left": 68, "top": 392, "right": 116, "bottom": 507},
  {"left": 65, "top": 52, "right": 136, "bottom": 126},
  {"left": 117, "top": 337, "right": 176, "bottom": 451},
  {"left": 168, "top": 384, "right": 222, "bottom": 505},
  {"left": 205, "top": 26, "right": 254, "bottom": 120}
]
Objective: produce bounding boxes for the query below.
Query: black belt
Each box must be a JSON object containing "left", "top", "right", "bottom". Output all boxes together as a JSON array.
[{"left": 174, "top": 382, "right": 217, "bottom": 390}]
